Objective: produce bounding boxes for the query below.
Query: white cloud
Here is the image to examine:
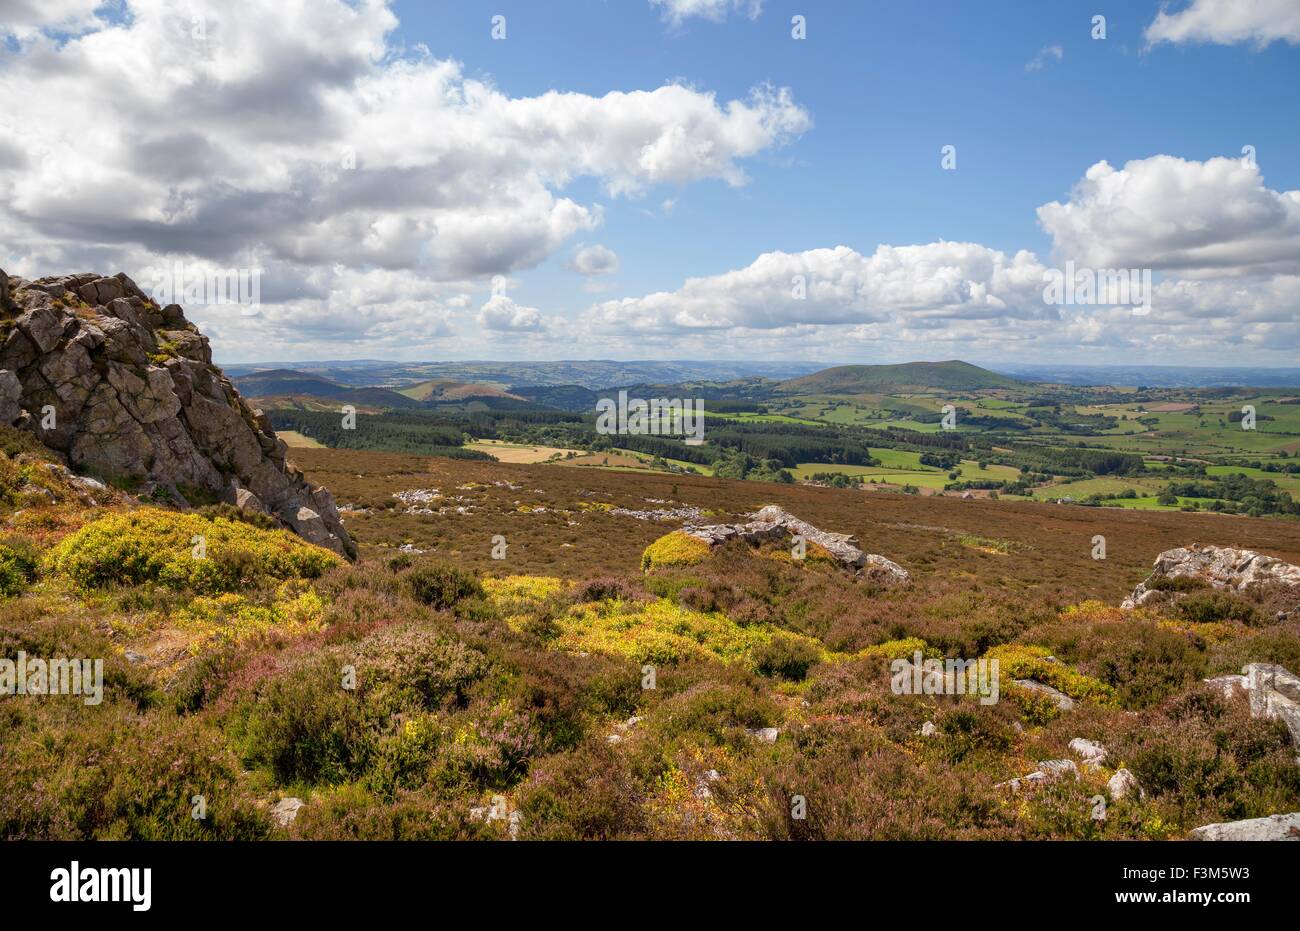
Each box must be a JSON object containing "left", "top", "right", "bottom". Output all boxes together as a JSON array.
[
  {"left": 1037, "top": 155, "right": 1300, "bottom": 277},
  {"left": 0, "top": 0, "right": 105, "bottom": 38},
  {"left": 1025, "top": 45, "right": 1063, "bottom": 71},
  {"left": 578, "top": 155, "right": 1300, "bottom": 364},
  {"left": 1146, "top": 0, "right": 1300, "bottom": 47},
  {"left": 0, "top": 0, "right": 807, "bottom": 359},
  {"left": 477, "top": 294, "right": 544, "bottom": 332},
  {"left": 651, "top": 0, "right": 763, "bottom": 27},
  {"left": 583, "top": 242, "right": 1053, "bottom": 334},
  {"left": 568, "top": 244, "right": 620, "bottom": 276}
]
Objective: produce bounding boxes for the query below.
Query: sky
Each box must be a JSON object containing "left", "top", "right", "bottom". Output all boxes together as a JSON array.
[{"left": 0, "top": 0, "right": 1298, "bottom": 366}]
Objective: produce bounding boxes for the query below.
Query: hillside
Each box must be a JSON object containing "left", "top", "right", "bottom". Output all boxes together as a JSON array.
[
  {"left": 0, "top": 269, "right": 352, "bottom": 557},
  {"left": 232, "top": 370, "right": 420, "bottom": 410},
  {"left": 778, "top": 361, "right": 1024, "bottom": 394},
  {"left": 1, "top": 272, "right": 1298, "bottom": 844},
  {"left": 396, "top": 378, "right": 524, "bottom": 403}
]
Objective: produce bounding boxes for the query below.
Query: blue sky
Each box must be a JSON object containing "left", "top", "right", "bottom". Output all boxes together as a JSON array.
[
  {"left": 394, "top": 0, "right": 1300, "bottom": 333},
  {"left": 1, "top": 0, "right": 1297, "bottom": 365}
]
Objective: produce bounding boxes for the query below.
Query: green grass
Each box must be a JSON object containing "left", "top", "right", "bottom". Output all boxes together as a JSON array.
[{"left": 1206, "top": 464, "right": 1300, "bottom": 496}]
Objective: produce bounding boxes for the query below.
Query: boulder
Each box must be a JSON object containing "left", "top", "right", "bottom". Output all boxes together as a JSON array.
[
  {"left": 1012, "top": 678, "right": 1075, "bottom": 711},
  {"left": 1203, "top": 663, "right": 1300, "bottom": 760},
  {"left": 1123, "top": 544, "right": 1300, "bottom": 609},
  {"left": 1244, "top": 663, "right": 1300, "bottom": 759},
  {"left": 1187, "top": 812, "right": 1300, "bottom": 841},
  {"left": 0, "top": 369, "right": 22, "bottom": 424},
  {"left": 995, "top": 759, "right": 1079, "bottom": 793},
  {"left": 1068, "top": 737, "right": 1109, "bottom": 769},
  {"left": 1107, "top": 768, "right": 1144, "bottom": 802},
  {"left": 681, "top": 504, "right": 910, "bottom": 582},
  {"left": 270, "top": 797, "right": 304, "bottom": 827},
  {"left": 0, "top": 268, "right": 354, "bottom": 558}
]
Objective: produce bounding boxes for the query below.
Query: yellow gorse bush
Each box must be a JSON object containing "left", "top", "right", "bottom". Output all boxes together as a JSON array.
[
  {"left": 985, "top": 643, "right": 1119, "bottom": 706},
  {"left": 640, "top": 531, "right": 711, "bottom": 571},
  {"left": 176, "top": 584, "right": 328, "bottom": 652},
  {"left": 45, "top": 507, "right": 343, "bottom": 593}
]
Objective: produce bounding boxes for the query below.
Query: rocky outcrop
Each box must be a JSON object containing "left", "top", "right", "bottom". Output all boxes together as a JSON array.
[
  {"left": 1205, "top": 663, "right": 1300, "bottom": 760},
  {"left": 1123, "top": 544, "right": 1300, "bottom": 609},
  {"left": 681, "top": 505, "right": 911, "bottom": 583},
  {"left": 0, "top": 269, "right": 353, "bottom": 558},
  {"left": 1187, "top": 812, "right": 1300, "bottom": 841}
]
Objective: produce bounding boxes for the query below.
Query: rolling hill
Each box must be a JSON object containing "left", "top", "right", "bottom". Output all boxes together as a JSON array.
[
  {"left": 777, "top": 361, "right": 1025, "bottom": 394},
  {"left": 231, "top": 369, "right": 420, "bottom": 409},
  {"left": 396, "top": 378, "right": 524, "bottom": 403}
]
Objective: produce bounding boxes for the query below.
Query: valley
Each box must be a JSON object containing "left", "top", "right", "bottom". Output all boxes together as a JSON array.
[{"left": 242, "top": 360, "right": 1300, "bottom": 520}]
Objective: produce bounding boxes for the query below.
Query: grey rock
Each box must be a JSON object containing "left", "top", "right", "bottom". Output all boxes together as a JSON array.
[
  {"left": 1013, "top": 678, "right": 1076, "bottom": 710},
  {"left": 995, "top": 759, "right": 1078, "bottom": 793},
  {"left": 0, "top": 268, "right": 354, "bottom": 558},
  {"left": 1203, "top": 663, "right": 1300, "bottom": 759},
  {"left": 235, "top": 487, "right": 268, "bottom": 515},
  {"left": 270, "top": 797, "right": 304, "bottom": 827},
  {"left": 1068, "top": 737, "right": 1109, "bottom": 769},
  {"left": 1204, "top": 673, "right": 1250, "bottom": 700},
  {"left": 680, "top": 504, "right": 910, "bottom": 583},
  {"left": 747, "top": 727, "right": 780, "bottom": 743},
  {"left": 0, "top": 369, "right": 22, "bottom": 424},
  {"left": 1123, "top": 544, "right": 1300, "bottom": 609},
  {"left": 1244, "top": 663, "right": 1300, "bottom": 758},
  {"left": 1188, "top": 812, "right": 1300, "bottom": 841},
  {"left": 1108, "top": 768, "right": 1144, "bottom": 801}
]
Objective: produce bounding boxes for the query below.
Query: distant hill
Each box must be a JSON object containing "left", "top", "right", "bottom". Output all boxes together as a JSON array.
[
  {"left": 511, "top": 384, "right": 602, "bottom": 412},
  {"left": 397, "top": 378, "right": 524, "bottom": 403},
  {"left": 222, "top": 359, "right": 828, "bottom": 390},
  {"left": 778, "top": 361, "right": 1024, "bottom": 394},
  {"left": 232, "top": 369, "right": 420, "bottom": 409}
]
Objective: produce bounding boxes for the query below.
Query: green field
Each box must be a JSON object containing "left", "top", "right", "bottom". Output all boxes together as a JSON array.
[{"left": 792, "top": 453, "right": 1018, "bottom": 490}]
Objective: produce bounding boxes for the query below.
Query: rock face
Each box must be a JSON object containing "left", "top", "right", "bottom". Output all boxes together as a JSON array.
[
  {"left": 0, "top": 269, "right": 354, "bottom": 558},
  {"left": 1187, "top": 812, "right": 1300, "bottom": 841},
  {"left": 1205, "top": 663, "right": 1300, "bottom": 761},
  {"left": 681, "top": 505, "right": 911, "bottom": 583},
  {"left": 1123, "top": 544, "right": 1300, "bottom": 609}
]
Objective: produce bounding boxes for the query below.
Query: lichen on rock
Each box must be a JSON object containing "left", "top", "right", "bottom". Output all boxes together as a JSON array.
[{"left": 0, "top": 268, "right": 354, "bottom": 558}]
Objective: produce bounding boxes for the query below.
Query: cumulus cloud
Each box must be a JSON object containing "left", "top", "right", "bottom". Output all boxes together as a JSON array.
[
  {"left": 477, "top": 294, "right": 544, "bottom": 332},
  {"left": 651, "top": 0, "right": 763, "bottom": 27},
  {"left": 568, "top": 244, "right": 620, "bottom": 276},
  {"left": 0, "top": 0, "right": 808, "bottom": 359},
  {"left": 0, "top": 0, "right": 105, "bottom": 38},
  {"left": 583, "top": 243, "right": 1052, "bottom": 335},
  {"left": 1037, "top": 155, "right": 1300, "bottom": 277},
  {"left": 579, "top": 155, "right": 1300, "bottom": 364},
  {"left": 1146, "top": 0, "right": 1300, "bottom": 47},
  {"left": 1025, "top": 45, "right": 1063, "bottom": 71}
]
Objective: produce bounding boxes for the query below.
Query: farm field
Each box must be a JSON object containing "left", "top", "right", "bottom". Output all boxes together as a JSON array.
[{"left": 465, "top": 440, "right": 583, "bottom": 463}]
